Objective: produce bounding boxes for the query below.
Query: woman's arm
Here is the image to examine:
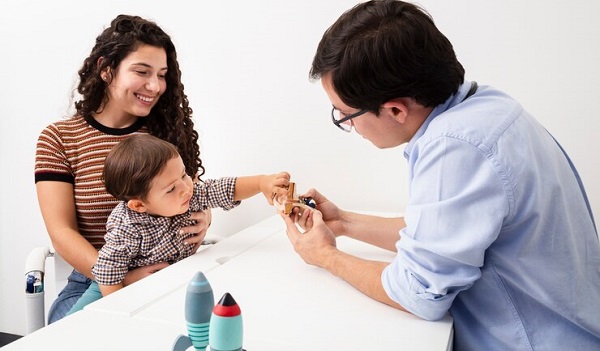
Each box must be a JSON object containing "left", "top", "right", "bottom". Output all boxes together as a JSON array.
[
  {"left": 98, "top": 283, "right": 124, "bottom": 296},
  {"left": 36, "top": 181, "right": 98, "bottom": 278}
]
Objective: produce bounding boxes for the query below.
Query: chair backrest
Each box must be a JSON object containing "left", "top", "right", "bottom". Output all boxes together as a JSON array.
[{"left": 25, "top": 247, "right": 71, "bottom": 334}]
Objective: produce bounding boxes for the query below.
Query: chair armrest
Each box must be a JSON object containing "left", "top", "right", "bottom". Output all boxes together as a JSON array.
[
  {"left": 26, "top": 247, "right": 51, "bottom": 274},
  {"left": 25, "top": 247, "right": 51, "bottom": 294},
  {"left": 25, "top": 247, "right": 53, "bottom": 334}
]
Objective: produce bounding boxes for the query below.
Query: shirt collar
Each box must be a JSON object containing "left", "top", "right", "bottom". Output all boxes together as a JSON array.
[{"left": 403, "top": 81, "right": 475, "bottom": 158}]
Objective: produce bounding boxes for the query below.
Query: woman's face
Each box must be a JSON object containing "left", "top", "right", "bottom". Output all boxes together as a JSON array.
[{"left": 103, "top": 44, "right": 168, "bottom": 123}]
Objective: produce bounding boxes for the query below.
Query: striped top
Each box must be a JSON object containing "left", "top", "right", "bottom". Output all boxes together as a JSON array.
[{"left": 35, "top": 115, "right": 148, "bottom": 250}]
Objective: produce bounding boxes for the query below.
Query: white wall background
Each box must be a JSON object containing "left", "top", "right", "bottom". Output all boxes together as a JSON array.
[{"left": 1, "top": 0, "right": 598, "bottom": 336}]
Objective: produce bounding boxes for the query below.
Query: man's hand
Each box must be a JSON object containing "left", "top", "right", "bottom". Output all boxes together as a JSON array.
[
  {"left": 282, "top": 210, "right": 337, "bottom": 268},
  {"left": 292, "top": 188, "right": 345, "bottom": 236}
]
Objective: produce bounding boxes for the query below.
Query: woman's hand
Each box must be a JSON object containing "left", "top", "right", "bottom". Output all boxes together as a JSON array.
[{"left": 180, "top": 208, "right": 213, "bottom": 252}]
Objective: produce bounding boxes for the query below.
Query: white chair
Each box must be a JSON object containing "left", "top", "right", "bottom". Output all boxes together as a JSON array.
[{"left": 24, "top": 247, "right": 71, "bottom": 334}]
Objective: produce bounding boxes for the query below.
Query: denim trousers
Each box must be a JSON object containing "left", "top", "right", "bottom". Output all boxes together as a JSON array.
[{"left": 47, "top": 270, "right": 92, "bottom": 324}]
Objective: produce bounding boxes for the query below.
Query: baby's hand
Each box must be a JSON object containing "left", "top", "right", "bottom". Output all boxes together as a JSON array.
[
  {"left": 260, "top": 171, "right": 291, "bottom": 205},
  {"left": 273, "top": 181, "right": 316, "bottom": 215}
]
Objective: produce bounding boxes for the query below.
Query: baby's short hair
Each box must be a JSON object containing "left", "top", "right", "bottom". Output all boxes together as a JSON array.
[{"left": 103, "top": 134, "right": 180, "bottom": 201}]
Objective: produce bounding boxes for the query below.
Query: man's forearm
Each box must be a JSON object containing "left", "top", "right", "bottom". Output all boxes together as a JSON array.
[
  {"left": 341, "top": 211, "right": 405, "bottom": 251},
  {"left": 324, "top": 249, "right": 409, "bottom": 312}
]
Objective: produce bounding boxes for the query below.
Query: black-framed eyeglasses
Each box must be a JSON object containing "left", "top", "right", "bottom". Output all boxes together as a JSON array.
[{"left": 331, "top": 107, "right": 369, "bottom": 132}]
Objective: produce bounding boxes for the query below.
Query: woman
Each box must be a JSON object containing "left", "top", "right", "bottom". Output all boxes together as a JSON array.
[{"left": 34, "top": 14, "right": 211, "bottom": 323}]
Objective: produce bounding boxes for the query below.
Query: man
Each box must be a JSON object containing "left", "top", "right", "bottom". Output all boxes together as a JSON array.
[{"left": 281, "top": 1, "right": 600, "bottom": 350}]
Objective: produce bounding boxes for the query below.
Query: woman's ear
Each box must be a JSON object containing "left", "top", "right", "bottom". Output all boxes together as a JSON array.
[
  {"left": 97, "top": 57, "right": 111, "bottom": 82},
  {"left": 127, "top": 199, "right": 147, "bottom": 213}
]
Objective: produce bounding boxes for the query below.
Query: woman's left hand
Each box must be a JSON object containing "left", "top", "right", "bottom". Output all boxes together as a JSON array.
[{"left": 181, "top": 208, "right": 212, "bottom": 252}]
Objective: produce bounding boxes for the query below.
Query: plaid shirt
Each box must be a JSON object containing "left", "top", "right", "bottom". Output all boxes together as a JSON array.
[{"left": 93, "top": 177, "right": 240, "bottom": 285}]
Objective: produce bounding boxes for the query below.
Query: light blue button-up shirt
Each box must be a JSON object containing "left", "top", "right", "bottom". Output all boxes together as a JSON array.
[{"left": 382, "top": 82, "right": 600, "bottom": 350}]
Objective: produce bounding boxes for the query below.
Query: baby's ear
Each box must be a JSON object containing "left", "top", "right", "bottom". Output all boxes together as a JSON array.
[{"left": 127, "top": 199, "right": 147, "bottom": 213}]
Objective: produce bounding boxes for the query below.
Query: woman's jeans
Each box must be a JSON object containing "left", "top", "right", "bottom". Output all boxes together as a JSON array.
[{"left": 47, "top": 270, "right": 92, "bottom": 324}]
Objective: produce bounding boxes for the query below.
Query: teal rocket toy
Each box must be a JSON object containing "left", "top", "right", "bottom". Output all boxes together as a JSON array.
[
  {"left": 208, "top": 292, "right": 244, "bottom": 351},
  {"left": 172, "top": 271, "right": 214, "bottom": 351}
]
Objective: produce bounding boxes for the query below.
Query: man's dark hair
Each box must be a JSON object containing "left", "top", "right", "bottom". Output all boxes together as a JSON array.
[{"left": 310, "top": 0, "right": 465, "bottom": 112}]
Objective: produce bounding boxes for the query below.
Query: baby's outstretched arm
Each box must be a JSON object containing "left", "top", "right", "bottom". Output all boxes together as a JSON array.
[{"left": 233, "top": 171, "right": 291, "bottom": 205}]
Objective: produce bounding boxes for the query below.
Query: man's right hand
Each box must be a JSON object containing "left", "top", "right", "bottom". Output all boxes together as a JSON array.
[{"left": 292, "top": 188, "right": 346, "bottom": 236}]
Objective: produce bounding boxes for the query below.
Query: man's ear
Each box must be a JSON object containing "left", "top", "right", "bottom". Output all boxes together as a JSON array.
[
  {"left": 127, "top": 199, "right": 147, "bottom": 213},
  {"left": 381, "top": 98, "right": 410, "bottom": 124}
]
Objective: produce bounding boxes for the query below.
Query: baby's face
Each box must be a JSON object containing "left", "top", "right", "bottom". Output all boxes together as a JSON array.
[{"left": 142, "top": 155, "right": 194, "bottom": 217}]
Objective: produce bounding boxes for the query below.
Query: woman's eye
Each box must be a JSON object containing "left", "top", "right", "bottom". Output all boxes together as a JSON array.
[
  {"left": 166, "top": 186, "right": 175, "bottom": 194},
  {"left": 135, "top": 70, "right": 147, "bottom": 75}
]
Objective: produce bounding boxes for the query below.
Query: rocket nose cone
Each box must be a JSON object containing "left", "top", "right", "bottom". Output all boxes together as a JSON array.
[
  {"left": 188, "top": 271, "right": 212, "bottom": 293},
  {"left": 213, "top": 292, "right": 242, "bottom": 316},
  {"left": 192, "top": 271, "right": 207, "bottom": 282},
  {"left": 218, "top": 292, "right": 237, "bottom": 306}
]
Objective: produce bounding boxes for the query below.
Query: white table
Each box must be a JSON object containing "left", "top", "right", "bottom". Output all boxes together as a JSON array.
[{"left": 6, "top": 214, "right": 453, "bottom": 351}]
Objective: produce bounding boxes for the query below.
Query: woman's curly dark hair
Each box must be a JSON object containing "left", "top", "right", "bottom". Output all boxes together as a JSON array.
[{"left": 74, "top": 14, "right": 204, "bottom": 178}]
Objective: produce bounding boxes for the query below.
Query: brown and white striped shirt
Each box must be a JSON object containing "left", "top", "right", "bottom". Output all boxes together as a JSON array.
[{"left": 35, "top": 115, "right": 148, "bottom": 249}]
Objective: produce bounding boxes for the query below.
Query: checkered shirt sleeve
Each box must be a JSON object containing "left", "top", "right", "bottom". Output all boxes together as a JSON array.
[
  {"left": 93, "top": 203, "right": 145, "bottom": 285},
  {"left": 194, "top": 177, "right": 241, "bottom": 210}
]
